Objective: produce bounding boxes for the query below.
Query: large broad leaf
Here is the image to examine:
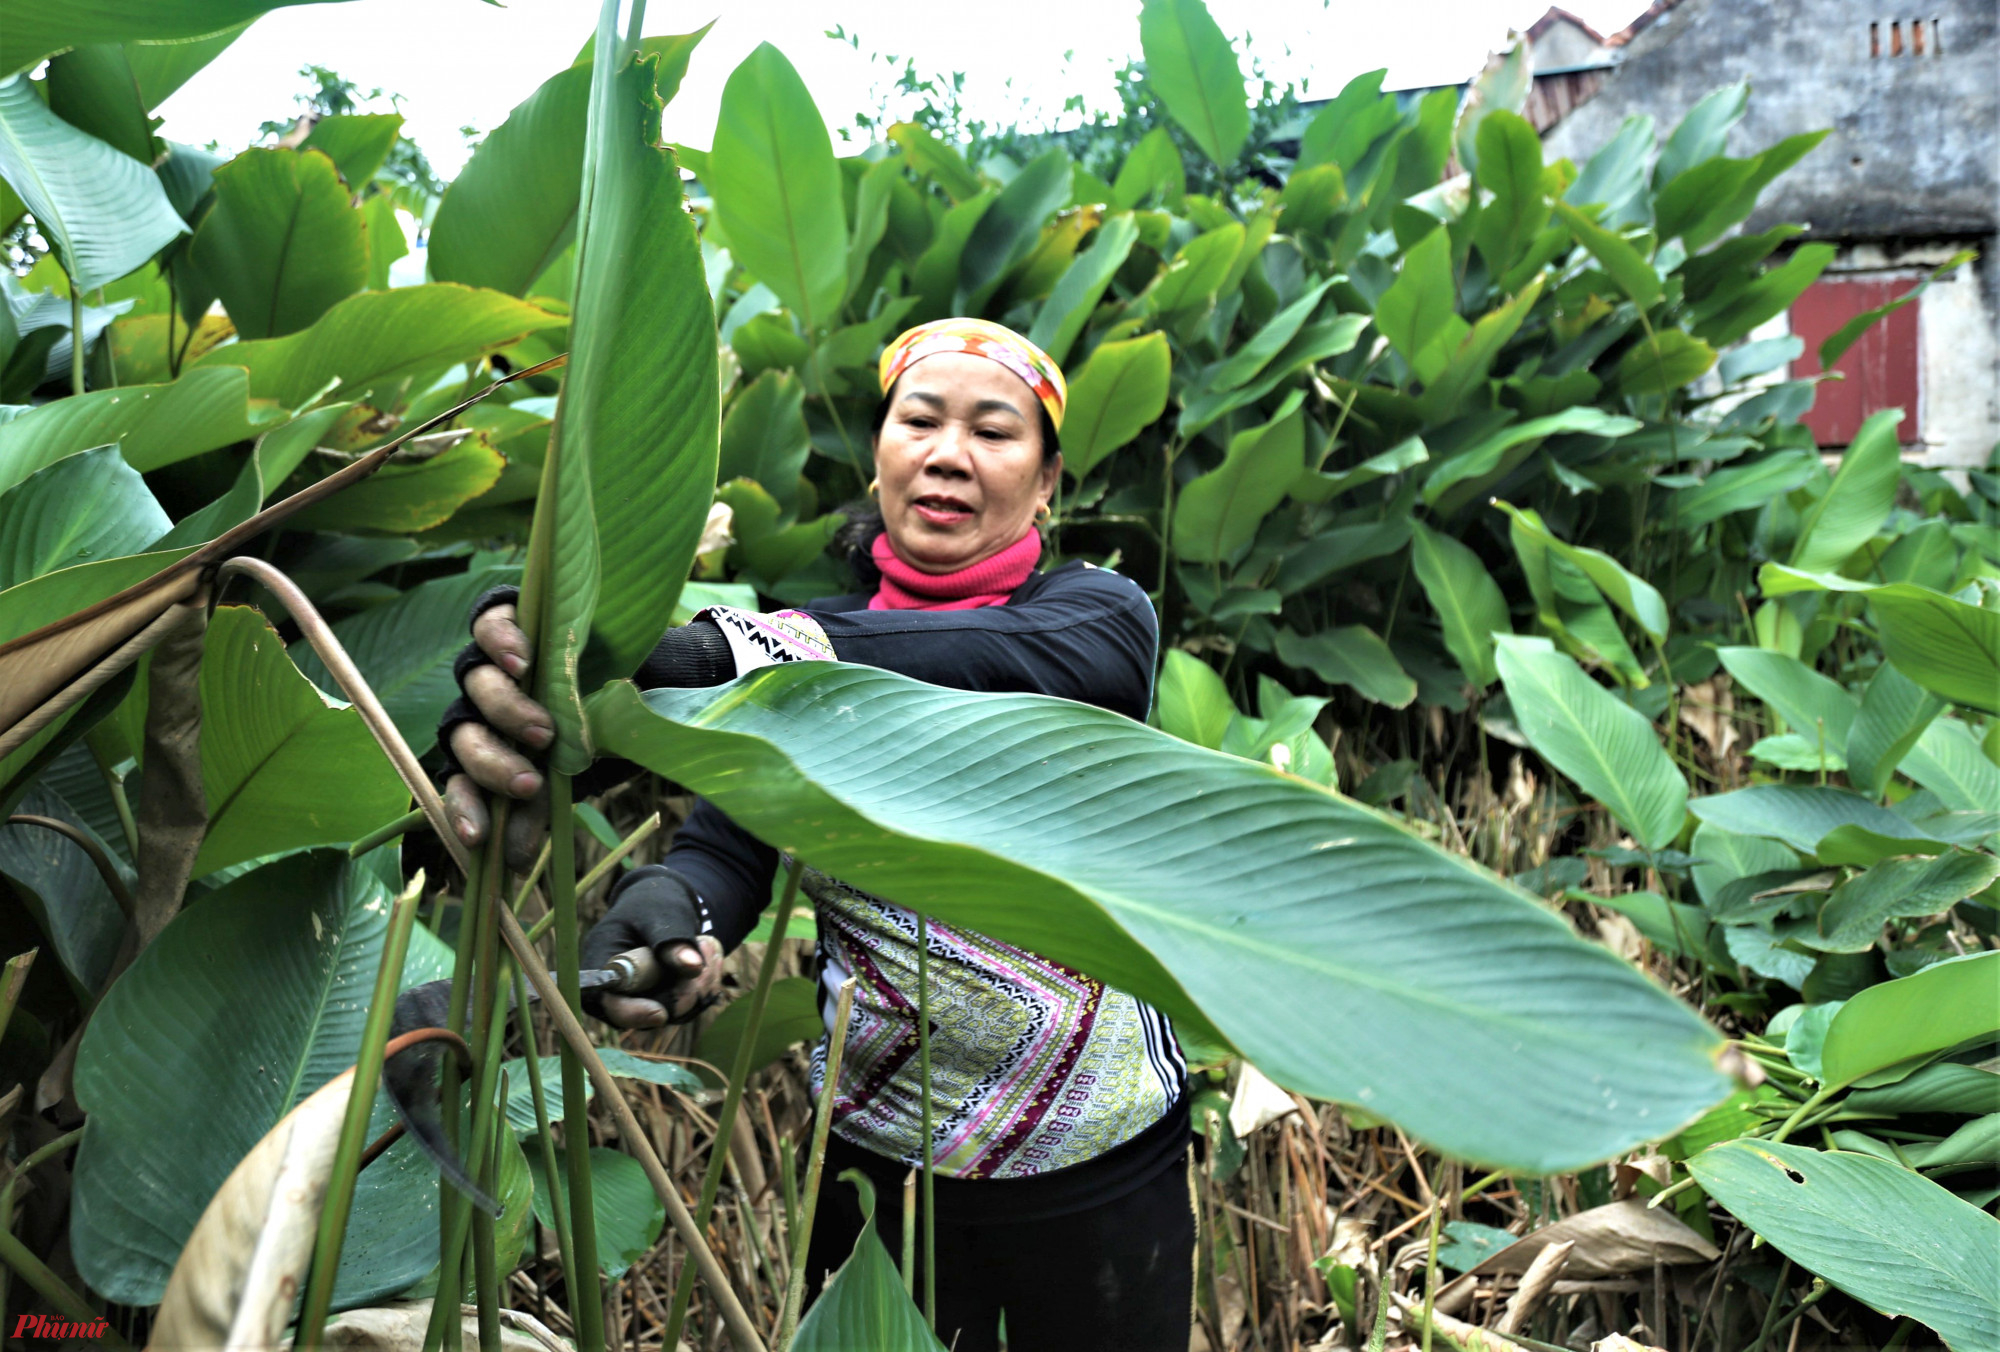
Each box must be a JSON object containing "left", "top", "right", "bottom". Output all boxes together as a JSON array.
[
  {"left": 717, "top": 370, "right": 811, "bottom": 512},
  {"left": 526, "top": 1140, "right": 664, "bottom": 1278},
  {"left": 791, "top": 1172, "right": 946, "bottom": 1352},
  {"left": 1138, "top": 0, "right": 1249, "bottom": 167},
  {"left": 190, "top": 284, "right": 564, "bottom": 409},
  {"left": 1375, "top": 227, "right": 1455, "bottom": 367},
  {"left": 523, "top": 27, "right": 719, "bottom": 771},
  {"left": 191, "top": 147, "right": 366, "bottom": 339},
  {"left": 429, "top": 63, "right": 591, "bottom": 297},
  {"left": 1846, "top": 662, "right": 1943, "bottom": 797},
  {"left": 1410, "top": 520, "right": 1508, "bottom": 687},
  {"left": 1675, "top": 450, "right": 1819, "bottom": 530},
  {"left": 1686, "top": 784, "right": 1940, "bottom": 861},
  {"left": 45, "top": 46, "right": 157, "bottom": 163},
  {"left": 587, "top": 669, "right": 1729, "bottom": 1173},
  {"left": 1154, "top": 648, "right": 1235, "bottom": 750},
  {"left": 1822, "top": 952, "right": 2000, "bottom": 1090},
  {"left": 72, "top": 849, "right": 454, "bottom": 1307},
  {"left": 0, "top": 783, "right": 125, "bottom": 994},
  {"left": 1688, "top": 1140, "right": 1999, "bottom": 1351},
  {"left": 1497, "top": 501, "right": 1667, "bottom": 641},
  {"left": 1901, "top": 717, "right": 2000, "bottom": 813},
  {"left": 695, "top": 975, "right": 823, "bottom": 1086},
  {"left": 502, "top": 1048, "right": 700, "bottom": 1133},
  {"left": 293, "top": 565, "right": 519, "bottom": 755},
  {"left": 1274, "top": 625, "right": 1417, "bottom": 708},
  {"left": 1495, "top": 636, "right": 1686, "bottom": 851},
  {"left": 0, "top": 365, "right": 279, "bottom": 495},
  {"left": 1421, "top": 407, "right": 1640, "bottom": 510},
  {"left": 1, "top": 1, "right": 346, "bottom": 73},
  {"left": 1174, "top": 398, "right": 1305, "bottom": 562},
  {"left": 0, "top": 444, "right": 168, "bottom": 588},
  {"left": 1109, "top": 127, "right": 1185, "bottom": 211},
  {"left": 1759, "top": 566, "right": 2000, "bottom": 715},
  {"left": 0, "top": 74, "right": 186, "bottom": 290},
  {"left": 707, "top": 43, "right": 846, "bottom": 335},
  {"left": 1206, "top": 277, "right": 1338, "bottom": 395},
  {"left": 299, "top": 113, "right": 401, "bottom": 191},
  {"left": 1689, "top": 821, "right": 1798, "bottom": 907},
  {"left": 1060, "top": 332, "right": 1170, "bottom": 479},
  {"left": 1789, "top": 409, "right": 1903, "bottom": 573},
  {"left": 1026, "top": 212, "right": 1138, "bottom": 365},
  {"left": 956, "top": 147, "right": 1070, "bottom": 311},
  {"left": 1471, "top": 110, "right": 1549, "bottom": 279},
  {"left": 151, "top": 606, "right": 409, "bottom": 876},
  {"left": 1716, "top": 647, "right": 1855, "bottom": 745},
  {"left": 289, "top": 430, "right": 506, "bottom": 534},
  {"left": 1551, "top": 201, "right": 1660, "bottom": 310}
]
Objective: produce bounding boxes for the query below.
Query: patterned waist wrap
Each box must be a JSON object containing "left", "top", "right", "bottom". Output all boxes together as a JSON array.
[
  {"left": 697, "top": 588, "right": 1184, "bottom": 1180},
  {"left": 803, "top": 870, "right": 1185, "bottom": 1180}
]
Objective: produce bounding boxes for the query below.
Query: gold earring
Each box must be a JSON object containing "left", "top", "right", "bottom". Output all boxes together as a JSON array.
[
  {"left": 1034, "top": 502, "right": 1052, "bottom": 523},
  {"left": 867, "top": 478, "right": 880, "bottom": 498}
]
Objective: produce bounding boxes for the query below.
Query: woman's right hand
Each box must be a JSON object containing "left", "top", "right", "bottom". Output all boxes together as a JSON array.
[{"left": 441, "top": 598, "right": 554, "bottom": 866}]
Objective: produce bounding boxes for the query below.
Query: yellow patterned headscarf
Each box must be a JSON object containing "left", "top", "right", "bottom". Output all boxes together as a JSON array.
[{"left": 877, "top": 318, "right": 1068, "bottom": 431}]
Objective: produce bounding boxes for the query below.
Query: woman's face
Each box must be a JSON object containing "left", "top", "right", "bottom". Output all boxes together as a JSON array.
[{"left": 873, "top": 351, "right": 1060, "bottom": 573}]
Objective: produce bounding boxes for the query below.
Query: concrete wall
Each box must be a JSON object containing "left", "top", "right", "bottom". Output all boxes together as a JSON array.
[
  {"left": 1542, "top": 0, "right": 1997, "bottom": 240},
  {"left": 1541, "top": 0, "right": 1999, "bottom": 466}
]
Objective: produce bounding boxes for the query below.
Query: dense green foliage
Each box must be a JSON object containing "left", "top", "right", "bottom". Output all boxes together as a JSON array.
[{"left": 0, "top": 0, "right": 1996, "bottom": 1347}]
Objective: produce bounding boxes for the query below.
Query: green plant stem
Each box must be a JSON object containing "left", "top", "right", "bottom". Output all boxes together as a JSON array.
[
  {"left": 349, "top": 808, "right": 428, "bottom": 859},
  {"left": 1768, "top": 1085, "right": 1836, "bottom": 1146},
  {"left": 662, "top": 858, "right": 802, "bottom": 1348},
  {"left": 425, "top": 821, "right": 511, "bottom": 1352},
  {"left": 515, "top": 970, "right": 580, "bottom": 1300},
  {"left": 917, "top": 911, "right": 936, "bottom": 1331},
  {"left": 1419, "top": 1159, "right": 1444, "bottom": 1352},
  {"left": 84, "top": 730, "right": 140, "bottom": 860},
  {"left": 472, "top": 1073, "right": 504, "bottom": 1352},
  {"left": 68, "top": 280, "right": 83, "bottom": 397},
  {"left": 552, "top": 772, "right": 607, "bottom": 1352},
  {"left": 298, "top": 876, "right": 423, "bottom": 1349},
  {"left": 778, "top": 976, "right": 858, "bottom": 1348},
  {"left": 1746, "top": 1256, "right": 1793, "bottom": 1352},
  {"left": 0, "top": 1226, "right": 131, "bottom": 1352},
  {"left": 901, "top": 1169, "right": 917, "bottom": 1297},
  {"left": 523, "top": 811, "right": 662, "bottom": 946},
  {"left": 424, "top": 814, "right": 502, "bottom": 1352}
]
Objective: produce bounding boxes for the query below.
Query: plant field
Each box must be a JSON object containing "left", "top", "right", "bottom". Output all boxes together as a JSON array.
[{"left": 0, "top": 0, "right": 1994, "bottom": 1349}]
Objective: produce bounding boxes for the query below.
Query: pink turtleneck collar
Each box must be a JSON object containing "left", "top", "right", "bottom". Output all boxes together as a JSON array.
[{"left": 868, "top": 528, "right": 1042, "bottom": 610}]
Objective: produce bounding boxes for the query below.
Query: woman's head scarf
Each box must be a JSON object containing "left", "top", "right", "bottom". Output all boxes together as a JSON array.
[{"left": 877, "top": 317, "right": 1067, "bottom": 431}]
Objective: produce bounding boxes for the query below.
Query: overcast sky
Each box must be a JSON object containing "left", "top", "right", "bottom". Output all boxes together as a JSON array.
[{"left": 156, "top": 1, "right": 1656, "bottom": 177}]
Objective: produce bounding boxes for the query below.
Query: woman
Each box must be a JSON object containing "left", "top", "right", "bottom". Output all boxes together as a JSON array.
[{"left": 437, "top": 318, "right": 1194, "bottom": 1352}]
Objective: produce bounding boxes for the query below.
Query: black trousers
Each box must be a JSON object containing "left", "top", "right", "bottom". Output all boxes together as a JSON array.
[{"left": 802, "top": 1142, "right": 1198, "bottom": 1352}]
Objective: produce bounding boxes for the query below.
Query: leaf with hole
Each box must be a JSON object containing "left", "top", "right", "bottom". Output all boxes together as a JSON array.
[{"left": 1688, "top": 1139, "right": 2000, "bottom": 1351}]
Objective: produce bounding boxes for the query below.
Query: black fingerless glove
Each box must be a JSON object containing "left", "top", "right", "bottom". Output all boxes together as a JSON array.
[
  {"left": 581, "top": 865, "right": 714, "bottom": 1021},
  {"left": 434, "top": 584, "right": 527, "bottom": 781},
  {"left": 433, "top": 582, "right": 737, "bottom": 781}
]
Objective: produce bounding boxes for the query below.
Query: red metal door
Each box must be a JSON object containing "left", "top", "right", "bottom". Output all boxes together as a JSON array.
[{"left": 1788, "top": 276, "right": 1921, "bottom": 447}]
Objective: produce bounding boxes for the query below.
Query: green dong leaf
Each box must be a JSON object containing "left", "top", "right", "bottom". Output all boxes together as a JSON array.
[
  {"left": 1495, "top": 635, "right": 1687, "bottom": 851},
  {"left": 1138, "top": 0, "right": 1250, "bottom": 167},
  {"left": 1173, "top": 398, "right": 1304, "bottom": 563},
  {"left": 1789, "top": 408, "right": 1904, "bottom": 573},
  {"left": 526, "top": 36, "right": 719, "bottom": 771},
  {"left": 1688, "top": 1140, "right": 1999, "bottom": 1351},
  {"left": 790, "top": 1172, "right": 946, "bottom": 1351},
  {"left": 1410, "top": 521, "right": 1508, "bottom": 688},
  {"left": 71, "top": 850, "right": 453, "bottom": 1307},
  {"left": 587, "top": 668, "right": 1729, "bottom": 1174},
  {"left": 1060, "top": 332, "right": 1170, "bottom": 480},
  {"left": 708, "top": 43, "right": 847, "bottom": 335},
  {"left": 0, "top": 73, "right": 187, "bottom": 291}
]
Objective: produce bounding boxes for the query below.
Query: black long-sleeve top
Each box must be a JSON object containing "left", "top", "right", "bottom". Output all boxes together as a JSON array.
[
  {"left": 619, "top": 558, "right": 1190, "bottom": 1204},
  {"left": 656, "top": 560, "right": 1159, "bottom": 947}
]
